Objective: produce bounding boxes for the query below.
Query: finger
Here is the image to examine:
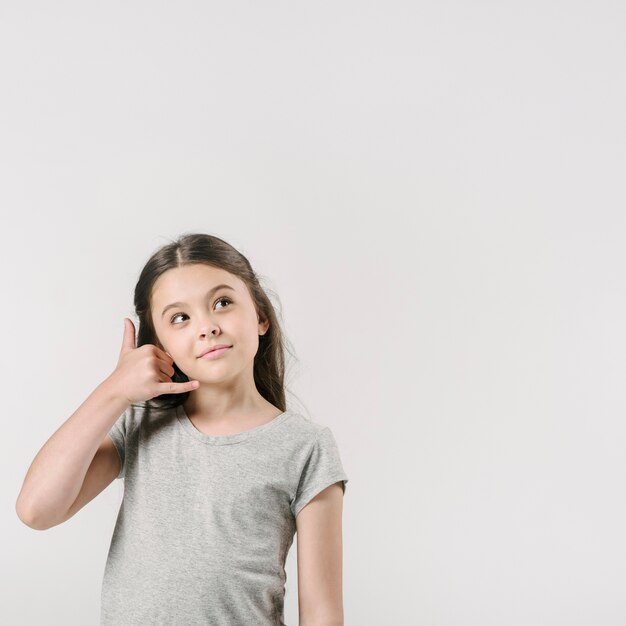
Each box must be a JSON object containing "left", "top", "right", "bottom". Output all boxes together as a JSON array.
[
  {"left": 154, "top": 345, "right": 174, "bottom": 364},
  {"left": 155, "top": 358, "right": 176, "bottom": 378},
  {"left": 158, "top": 380, "right": 199, "bottom": 394},
  {"left": 120, "top": 318, "right": 136, "bottom": 354},
  {"left": 157, "top": 371, "right": 172, "bottom": 384}
]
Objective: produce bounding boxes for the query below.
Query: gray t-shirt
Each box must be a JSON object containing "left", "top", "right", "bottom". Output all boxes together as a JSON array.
[{"left": 101, "top": 402, "right": 349, "bottom": 625}]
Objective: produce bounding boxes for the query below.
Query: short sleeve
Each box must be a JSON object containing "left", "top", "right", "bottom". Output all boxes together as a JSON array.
[
  {"left": 291, "top": 427, "right": 349, "bottom": 519},
  {"left": 107, "top": 406, "right": 130, "bottom": 480}
]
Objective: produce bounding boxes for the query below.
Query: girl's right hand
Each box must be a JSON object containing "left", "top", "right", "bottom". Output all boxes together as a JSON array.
[{"left": 108, "top": 318, "right": 199, "bottom": 404}]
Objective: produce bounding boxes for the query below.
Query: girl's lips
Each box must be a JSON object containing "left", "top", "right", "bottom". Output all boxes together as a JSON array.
[{"left": 199, "top": 346, "right": 231, "bottom": 360}]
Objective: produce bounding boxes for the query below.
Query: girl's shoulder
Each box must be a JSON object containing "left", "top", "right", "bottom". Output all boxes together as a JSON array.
[
  {"left": 281, "top": 409, "right": 339, "bottom": 442},
  {"left": 111, "top": 401, "right": 174, "bottom": 434}
]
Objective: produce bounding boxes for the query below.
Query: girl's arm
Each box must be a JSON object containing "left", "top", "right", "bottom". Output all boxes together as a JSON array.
[
  {"left": 16, "top": 317, "right": 197, "bottom": 530},
  {"left": 15, "top": 375, "right": 129, "bottom": 530},
  {"left": 296, "top": 481, "right": 345, "bottom": 626}
]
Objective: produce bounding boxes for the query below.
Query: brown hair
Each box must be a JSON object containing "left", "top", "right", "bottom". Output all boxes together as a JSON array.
[{"left": 132, "top": 232, "right": 294, "bottom": 412}]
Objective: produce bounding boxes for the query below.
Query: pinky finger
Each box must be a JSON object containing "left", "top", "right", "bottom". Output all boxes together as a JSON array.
[{"left": 160, "top": 380, "right": 199, "bottom": 394}]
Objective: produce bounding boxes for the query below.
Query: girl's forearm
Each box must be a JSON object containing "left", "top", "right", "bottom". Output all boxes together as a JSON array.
[{"left": 15, "top": 374, "right": 129, "bottom": 529}]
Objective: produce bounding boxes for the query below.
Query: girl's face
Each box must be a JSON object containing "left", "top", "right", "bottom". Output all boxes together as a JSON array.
[{"left": 149, "top": 264, "right": 269, "bottom": 383}]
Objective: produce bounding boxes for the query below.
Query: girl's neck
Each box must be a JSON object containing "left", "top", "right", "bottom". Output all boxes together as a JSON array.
[{"left": 183, "top": 389, "right": 278, "bottom": 423}]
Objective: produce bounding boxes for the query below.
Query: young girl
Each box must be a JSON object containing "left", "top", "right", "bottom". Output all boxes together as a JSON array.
[{"left": 16, "top": 232, "right": 349, "bottom": 625}]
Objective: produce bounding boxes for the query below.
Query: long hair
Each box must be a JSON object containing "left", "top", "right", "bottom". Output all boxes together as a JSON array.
[{"left": 132, "top": 232, "right": 292, "bottom": 412}]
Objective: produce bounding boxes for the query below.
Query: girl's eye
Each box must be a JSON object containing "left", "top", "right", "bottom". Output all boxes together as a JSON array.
[
  {"left": 169, "top": 297, "right": 232, "bottom": 324},
  {"left": 170, "top": 313, "right": 188, "bottom": 324},
  {"left": 215, "top": 297, "right": 232, "bottom": 309}
]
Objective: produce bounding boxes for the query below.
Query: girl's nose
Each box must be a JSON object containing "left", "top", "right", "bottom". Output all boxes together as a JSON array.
[{"left": 198, "top": 319, "right": 219, "bottom": 337}]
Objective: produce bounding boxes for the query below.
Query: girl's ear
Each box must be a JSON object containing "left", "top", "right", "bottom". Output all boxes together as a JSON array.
[{"left": 258, "top": 318, "right": 270, "bottom": 336}]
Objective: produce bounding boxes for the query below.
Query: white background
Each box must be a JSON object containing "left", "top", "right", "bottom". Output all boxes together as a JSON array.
[{"left": 3, "top": 1, "right": 625, "bottom": 624}]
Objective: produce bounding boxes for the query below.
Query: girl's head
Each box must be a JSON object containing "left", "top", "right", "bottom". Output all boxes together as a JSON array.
[{"left": 133, "top": 233, "right": 287, "bottom": 411}]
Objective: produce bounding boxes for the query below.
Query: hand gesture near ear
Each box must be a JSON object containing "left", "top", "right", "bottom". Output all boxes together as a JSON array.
[{"left": 109, "top": 318, "right": 199, "bottom": 404}]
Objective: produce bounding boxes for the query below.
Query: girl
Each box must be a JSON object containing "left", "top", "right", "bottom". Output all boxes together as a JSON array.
[{"left": 16, "top": 232, "right": 349, "bottom": 625}]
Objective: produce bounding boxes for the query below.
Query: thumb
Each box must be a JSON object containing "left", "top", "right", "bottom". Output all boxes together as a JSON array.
[{"left": 120, "top": 317, "right": 136, "bottom": 354}]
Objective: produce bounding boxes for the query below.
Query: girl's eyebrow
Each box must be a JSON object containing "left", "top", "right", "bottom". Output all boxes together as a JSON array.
[{"left": 161, "top": 284, "right": 235, "bottom": 318}]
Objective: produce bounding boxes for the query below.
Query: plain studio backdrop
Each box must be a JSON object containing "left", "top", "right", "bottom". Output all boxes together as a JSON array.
[{"left": 2, "top": 1, "right": 625, "bottom": 624}]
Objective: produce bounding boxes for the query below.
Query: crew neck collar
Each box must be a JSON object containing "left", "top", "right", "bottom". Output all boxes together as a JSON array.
[{"left": 176, "top": 404, "right": 293, "bottom": 445}]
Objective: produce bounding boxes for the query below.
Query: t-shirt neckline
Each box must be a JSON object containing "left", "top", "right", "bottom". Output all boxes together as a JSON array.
[{"left": 175, "top": 404, "right": 293, "bottom": 445}]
